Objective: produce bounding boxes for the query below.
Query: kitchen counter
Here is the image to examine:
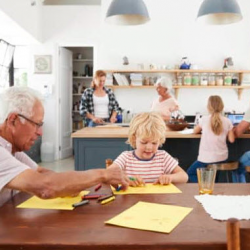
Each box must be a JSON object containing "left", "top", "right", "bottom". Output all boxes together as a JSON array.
[
  {"left": 72, "top": 125, "right": 250, "bottom": 138},
  {"left": 72, "top": 126, "right": 250, "bottom": 180}
]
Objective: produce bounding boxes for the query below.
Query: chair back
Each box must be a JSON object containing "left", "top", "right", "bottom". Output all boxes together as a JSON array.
[
  {"left": 227, "top": 218, "right": 250, "bottom": 250},
  {"left": 208, "top": 162, "right": 238, "bottom": 171},
  {"left": 105, "top": 159, "right": 113, "bottom": 168}
]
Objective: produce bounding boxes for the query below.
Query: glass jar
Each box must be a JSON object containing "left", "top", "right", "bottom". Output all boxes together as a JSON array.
[
  {"left": 224, "top": 73, "right": 232, "bottom": 86},
  {"left": 183, "top": 73, "right": 191, "bottom": 86},
  {"left": 200, "top": 73, "right": 208, "bottom": 86},
  {"left": 208, "top": 73, "right": 216, "bottom": 86},
  {"left": 232, "top": 74, "right": 239, "bottom": 85},
  {"left": 216, "top": 73, "right": 224, "bottom": 86},
  {"left": 177, "top": 74, "right": 183, "bottom": 86},
  {"left": 191, "top": 73, "right": 200, "bottom": 85}
]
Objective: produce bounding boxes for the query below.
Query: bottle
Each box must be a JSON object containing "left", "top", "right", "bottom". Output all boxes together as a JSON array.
[
  {"left": 116, "top": 108, "right": 123, "bottom": 123},
  {"left": 85, "top": 64, "right": 90, "bottom": 77}
]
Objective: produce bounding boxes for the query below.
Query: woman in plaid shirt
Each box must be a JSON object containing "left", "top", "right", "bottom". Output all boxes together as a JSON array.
[{"left": 80, "top": 70, "right": 120, "bottom": 127}]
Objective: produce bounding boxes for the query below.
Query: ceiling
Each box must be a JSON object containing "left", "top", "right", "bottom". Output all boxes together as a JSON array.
[{"left": 42, "top": 0, "right": 101, "bottom": 5}]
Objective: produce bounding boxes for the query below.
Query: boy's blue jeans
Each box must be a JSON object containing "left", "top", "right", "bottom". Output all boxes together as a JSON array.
[
  {"left": 231, "top": 152, "right": 249, "bottom": 183},
  {"left": 187, "top": 160, "right": 225, "bottom": 183}
]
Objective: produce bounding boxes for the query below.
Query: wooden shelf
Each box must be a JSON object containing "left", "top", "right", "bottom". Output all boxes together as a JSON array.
[
  {"left": 73, "top": 59, "right": 93, "bottom": 62},
  {"left": 105, "top": 69, "right": 250, "bottom": 74},
  {"left": 107, "top": 85, "right": 155, "bottom": 89},
  {"left": 73, "top": 77, "right": 92, "bottom": 79},
  {"left": 173, "top": 85, "right": 250, "bottom": 100}
]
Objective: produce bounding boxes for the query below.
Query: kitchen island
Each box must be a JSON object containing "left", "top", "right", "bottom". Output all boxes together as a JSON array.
[{"left": 72, "top": 126, "right": 250, "bottom": 178}]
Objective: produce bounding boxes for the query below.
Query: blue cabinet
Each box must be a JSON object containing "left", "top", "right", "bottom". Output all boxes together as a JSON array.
[{"left": 74, "top": 138, "right": 130, "bottom": 170}]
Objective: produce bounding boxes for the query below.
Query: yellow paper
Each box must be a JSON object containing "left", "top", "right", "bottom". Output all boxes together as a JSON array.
[
  {"left": 112, "top": 183, "right": 182, "bottom": 195},
  {"left": 106, "top": 201, "right": 193, "bottom": 233},
  {"left": 17, "top": 191, "right": 89, "bottom": 210}
]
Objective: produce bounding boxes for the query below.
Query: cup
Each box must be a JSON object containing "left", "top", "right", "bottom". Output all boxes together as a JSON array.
[{"left": 197, "top": 168, "right": 217, "bottom": 195}]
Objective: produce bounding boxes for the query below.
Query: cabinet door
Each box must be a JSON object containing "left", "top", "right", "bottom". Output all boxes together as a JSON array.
[{"left": 74, "top": 138, "right": 130, "bottom": 170}]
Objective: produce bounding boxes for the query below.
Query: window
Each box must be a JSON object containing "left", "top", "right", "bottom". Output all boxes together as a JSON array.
[
  {"left": 0, "top": 39, "right": 15, "bottom": 92},
  {"left": 13, "top": 46, "right": 29, "bottom": 87}
]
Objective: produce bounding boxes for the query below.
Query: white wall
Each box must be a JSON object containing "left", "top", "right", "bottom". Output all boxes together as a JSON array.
[
  {"left": 0, "top": 0, "right": 42, "bottom": 42},
  {"left": 2, "top": 0, "right": 250, "bottom": 158}
]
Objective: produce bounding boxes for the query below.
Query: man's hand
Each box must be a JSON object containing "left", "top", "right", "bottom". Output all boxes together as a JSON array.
[{"left": 104, "top": 165, "right": 129, "bottom": 190}]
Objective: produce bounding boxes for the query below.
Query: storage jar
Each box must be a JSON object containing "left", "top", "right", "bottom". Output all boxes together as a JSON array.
[
  {"left": 216, "top": 73, "right": 224, "bottom": 86},
  {"left": 200, "top": 73, "right": 208, "bottom": 86},
  {"left": 183, "top": 73, "right": 191, "bottom": 86},
  {"left": 224, "top": 73, "right": 232, "bottom": 86},
  {"left": 208, "top": 73, "right": 216, "bottom": 86},
  {"left": 191, "top": 73, "right": 199, "bottom": 85}
]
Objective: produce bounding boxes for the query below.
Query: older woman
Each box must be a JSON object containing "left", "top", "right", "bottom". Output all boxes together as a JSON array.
[
  {"left": 150, "top": 77, "right": 179, "bottom": 121},
  {"left": 80, "top": 70, "right": 120, "bottom": 127}
]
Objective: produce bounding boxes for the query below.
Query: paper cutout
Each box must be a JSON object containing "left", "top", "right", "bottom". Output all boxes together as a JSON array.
[
  {"left": 17, "top": 191, "right": 89, "bottom": 210},
  {"left": 112, "top": 183, "right": 182, "bottom": 195},
  {"left": 106, "top": 201, "right": 192, "bottom": 233}
]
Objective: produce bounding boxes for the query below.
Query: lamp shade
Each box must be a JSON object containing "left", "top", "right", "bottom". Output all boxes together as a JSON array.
[
  {"left": 197, "top": 0, "right": 243, "bottom": 25},
  {"left": 106, "top": 0, "right": 150, "bottom": 25}
]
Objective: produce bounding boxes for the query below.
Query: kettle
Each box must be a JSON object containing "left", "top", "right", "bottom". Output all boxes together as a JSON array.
[{"left": 180, "top": 57, "right": 191, "bottom": 70}]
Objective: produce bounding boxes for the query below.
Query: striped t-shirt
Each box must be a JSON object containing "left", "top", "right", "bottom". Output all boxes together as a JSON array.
[{"left": 114, "top": 150, "right": 178, "bottom": 183}]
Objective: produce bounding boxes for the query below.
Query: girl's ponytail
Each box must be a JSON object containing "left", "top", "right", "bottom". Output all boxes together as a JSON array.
[
  {"left": 211, "top": 112, "right": 223, "bottom": 135},
  {"left": 208, "top": 95, "right": 224, "bottom": 135}
]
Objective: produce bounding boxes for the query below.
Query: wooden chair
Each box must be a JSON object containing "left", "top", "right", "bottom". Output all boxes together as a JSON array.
[
  {"left": 207, "top": 162, "right": 238, "bottom": 183},
  {"left": 227, "top": 218, "right": 250, "bottom": 250},
  {"left": 105, "top": 159, "right": 113, "bottom": 168}
]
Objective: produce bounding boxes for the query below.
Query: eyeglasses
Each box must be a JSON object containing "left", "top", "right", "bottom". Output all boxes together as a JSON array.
[{"left": 18, "top": 114, "right": 44, "bottom": 129}]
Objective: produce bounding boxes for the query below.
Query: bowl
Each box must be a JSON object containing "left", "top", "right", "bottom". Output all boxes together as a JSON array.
[{"left": 166, "top": 121, "right": 188, "bottom": 131}]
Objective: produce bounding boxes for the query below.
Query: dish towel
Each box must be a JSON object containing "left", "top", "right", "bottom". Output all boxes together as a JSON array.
[{"left": 195, "top": 195, "right": 250, "bottom": 220}]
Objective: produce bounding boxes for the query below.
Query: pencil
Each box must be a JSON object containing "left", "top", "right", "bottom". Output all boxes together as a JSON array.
[
  {"left": 100, "top": 196, "right": 115, "bottom": 205},
  {"left": 94, "top": 184, "right": 102, "bottom": 191},
  {"left": 72, "top": 199, "right": 89, "bottom": 208}
]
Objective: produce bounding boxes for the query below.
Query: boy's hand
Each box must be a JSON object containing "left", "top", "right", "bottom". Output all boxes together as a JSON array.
[
  {"left": 129, "top": 175, "right": 145, "bottom": 187},
  {"left": 154, "top": 174, "right": 173, "bottom": 185}
]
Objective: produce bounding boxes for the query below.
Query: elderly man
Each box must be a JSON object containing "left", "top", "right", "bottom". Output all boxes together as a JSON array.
[
  {"left": 233, "top": 107, "right": 250, "bottom": 183},
  {"left": 0, "top": 86, "right": 129, "bottom": 206}
]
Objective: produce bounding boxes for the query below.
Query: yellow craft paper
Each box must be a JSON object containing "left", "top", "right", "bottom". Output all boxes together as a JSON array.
[
  {"left": 17, "top": 191, "right": 89, "bottom": 210},
  {"left": 106, "top": 201, "right": 193, "bottom": 233},
  {"left": 112, "top": 183, "right": 181, "bottom": 195}
]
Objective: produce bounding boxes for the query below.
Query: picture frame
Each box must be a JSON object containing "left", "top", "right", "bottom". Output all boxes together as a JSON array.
[{"left": 34, "top": 55, "right": 52, "bottom": 74}]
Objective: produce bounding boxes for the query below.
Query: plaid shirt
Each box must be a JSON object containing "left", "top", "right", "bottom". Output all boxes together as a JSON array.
[{"left": 80, "top": 87, "right": 120, "bottom": 122}]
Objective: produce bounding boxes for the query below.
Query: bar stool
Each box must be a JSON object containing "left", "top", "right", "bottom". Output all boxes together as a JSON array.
[
  {"left": 207, "top": 162, "right": 239, "bottom": 183},
  {"left": 245, "top": 166, "right": 250, "bottom": 173}
]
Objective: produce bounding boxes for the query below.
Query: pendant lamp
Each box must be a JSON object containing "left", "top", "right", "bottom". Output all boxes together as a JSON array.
[
  {"left": 106, "top": 0, "right": 150, "bottom": 25},
  {"left": 197, "top": 0, "right": 243, "bottom": 25}
]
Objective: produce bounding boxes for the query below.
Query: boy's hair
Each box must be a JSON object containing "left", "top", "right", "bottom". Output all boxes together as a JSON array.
[
  {"left": 207, "top": 95, "right": 224, "bottom": 135},
  {"left": 127, "top": 112, "right": 166, "bottom": 148},
  {"left": 91, "top": 70, "right": 107, "bottom": 88}
]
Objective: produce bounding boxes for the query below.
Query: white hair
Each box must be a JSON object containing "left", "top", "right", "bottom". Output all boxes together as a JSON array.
[
  {"left": 0, "top": 86, "right": 43, "bottom": 124},
  {"left": 155, "top": 77, "right": 173, "bottom": 93}
]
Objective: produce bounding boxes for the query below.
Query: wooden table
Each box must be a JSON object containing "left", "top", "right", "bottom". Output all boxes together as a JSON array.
[{"left": 1, "top": 184, "right": 250, "bottom": 250}]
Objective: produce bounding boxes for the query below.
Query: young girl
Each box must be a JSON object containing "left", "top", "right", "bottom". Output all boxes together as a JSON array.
[
  {"left": 187, "top": 95, "right": 235, "bottom": 183},
  {"left": 111, "top": 112, "right": 188, "bottom": 186}
]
